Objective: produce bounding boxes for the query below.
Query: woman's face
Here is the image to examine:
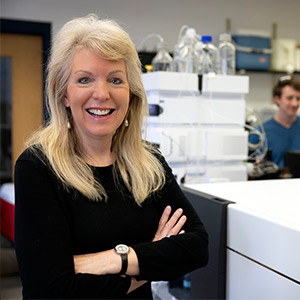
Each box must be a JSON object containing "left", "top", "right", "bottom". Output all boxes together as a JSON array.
[{"left": 64, "top": 48, "right": 130, "bottom": 146}]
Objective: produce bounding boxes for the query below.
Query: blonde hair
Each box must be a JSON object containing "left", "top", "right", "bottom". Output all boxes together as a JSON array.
[{"left": 27, "top": 14, "right": 165, "bottom": 204}]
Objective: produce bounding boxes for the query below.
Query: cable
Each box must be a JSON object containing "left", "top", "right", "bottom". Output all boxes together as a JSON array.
[
  {"left": 137, "top": 34, "right": 164, "bottom": 52},
  {"left": 175, "top": 25, "right": 189, "bottom": 45},
  {"left": 246, "top": 106, "right": 268, "bottom": 163}
]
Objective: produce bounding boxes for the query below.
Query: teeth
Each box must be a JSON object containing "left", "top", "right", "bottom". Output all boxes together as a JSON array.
[{"left": 88, "top": 108, "right": 111, "bottom": 116}]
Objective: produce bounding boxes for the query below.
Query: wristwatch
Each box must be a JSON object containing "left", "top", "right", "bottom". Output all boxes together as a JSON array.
[{"left": 114, "top": 244, "right": 130, "bottom": 275}]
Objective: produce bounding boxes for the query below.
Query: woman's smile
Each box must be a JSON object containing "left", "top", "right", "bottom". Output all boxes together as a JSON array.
[{"left": 86, "top": 108, "right": 115, "bottom": 118}]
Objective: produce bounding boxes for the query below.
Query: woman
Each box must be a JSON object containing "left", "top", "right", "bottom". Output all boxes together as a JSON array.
[{"left": 14, "top": 14, "right": 208, "bottom": 299}]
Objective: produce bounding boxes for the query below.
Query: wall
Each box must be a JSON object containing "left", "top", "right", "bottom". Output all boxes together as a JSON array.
[{"left": 1, "top": 0, "right": 300, "bottom": 111}]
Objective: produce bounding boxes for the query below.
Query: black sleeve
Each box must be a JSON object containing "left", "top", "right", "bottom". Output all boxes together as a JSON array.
[
  {"left": 131, "top": 156, "right": 209, "bottom": 281},
  {"left": 14, "top": 150, "right": 131, "bottom": 299}
]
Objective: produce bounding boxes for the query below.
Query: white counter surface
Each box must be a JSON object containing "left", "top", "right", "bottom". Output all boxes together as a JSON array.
[{"left": 185, "top": 178, "right": 300, "bottom": 230}]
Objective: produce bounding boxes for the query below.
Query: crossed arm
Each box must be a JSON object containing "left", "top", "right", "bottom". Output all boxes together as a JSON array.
[{"left": 73, "top": 205, "right": 187, "bottom": 293}]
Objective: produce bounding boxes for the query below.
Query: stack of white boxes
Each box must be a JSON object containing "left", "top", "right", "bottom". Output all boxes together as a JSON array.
[{"left": 142, "top": 72, "right": 249, "bottom": 184}]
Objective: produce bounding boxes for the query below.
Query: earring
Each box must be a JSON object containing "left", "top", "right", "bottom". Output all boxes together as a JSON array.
[
  {"left": 125, "top": 119, "right": 129, "bottom": 127},
  {"left": 67, "top": 120, "right": 71, "bottom": 129}
]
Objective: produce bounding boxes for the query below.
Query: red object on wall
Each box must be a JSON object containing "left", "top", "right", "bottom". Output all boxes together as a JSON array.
[{"left": 0, "top": 183, "right": 15, "bottom": 243}]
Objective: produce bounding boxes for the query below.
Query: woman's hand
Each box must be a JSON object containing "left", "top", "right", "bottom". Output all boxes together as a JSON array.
[
  {"left": 74, "top": 247, "right": 140, "bottom": 277},
  {"left": 126, "top": 206, "right": 186, "bottom": 295},
  {"left": 152, "top": 206, "right": 187, "bottom": 242},
  {"left": 74, "top": 250, "right": 147, "bottom": 294},
  {"left": 74, "top": 249, "right": 119, "bottom": 275},
  {"left": 127, "top": 277, "right": 147, "bottom": 294}
]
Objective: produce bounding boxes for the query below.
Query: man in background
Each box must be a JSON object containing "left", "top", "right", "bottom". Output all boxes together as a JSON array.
[{"left": 263, "top": 75, "right": 300, "bottom": 169}]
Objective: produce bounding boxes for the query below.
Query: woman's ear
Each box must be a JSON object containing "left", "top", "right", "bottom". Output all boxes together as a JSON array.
[{"left": 63, "top": 95, "right": 70, "bottom": 107}]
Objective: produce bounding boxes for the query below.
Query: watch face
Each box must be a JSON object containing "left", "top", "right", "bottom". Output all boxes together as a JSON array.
[{"left": 115, "top": 244, "right": 130, "bottom": 254}]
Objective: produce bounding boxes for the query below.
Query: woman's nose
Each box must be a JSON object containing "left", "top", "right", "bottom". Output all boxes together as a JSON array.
[{"left": 92, "top": 81, "right": 110, "bottom": 101}]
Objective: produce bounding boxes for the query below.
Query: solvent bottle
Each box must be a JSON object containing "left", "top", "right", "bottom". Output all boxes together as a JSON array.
[
  {"left": 197, "top": 35, "right": 219, "bottom": 75},
  {"left": 174, "top": 28, "right": 198, "bottom": 73},
  {"left": 151, "top": 42, "right": 173, "bottom": 72},
  {"left": 219, "top": 33, "right": 236, "bottom": 75}
]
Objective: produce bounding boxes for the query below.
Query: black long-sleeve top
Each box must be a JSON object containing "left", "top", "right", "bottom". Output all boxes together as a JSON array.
[{"left": 14, "top": 147, "right": 209, "bottom": 299}]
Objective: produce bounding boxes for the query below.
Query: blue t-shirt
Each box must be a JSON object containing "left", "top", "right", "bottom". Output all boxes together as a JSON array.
[{"left": 262, "top": 116, "right": 300, "bottom": 169}]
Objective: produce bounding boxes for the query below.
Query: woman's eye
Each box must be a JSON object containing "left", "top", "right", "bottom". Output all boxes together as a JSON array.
[
  {"left": 110, "top": 77, "right": 123, "bottom": 85},
  {"left": 78, "top": 77, "right": 90, "bottom": 84}
]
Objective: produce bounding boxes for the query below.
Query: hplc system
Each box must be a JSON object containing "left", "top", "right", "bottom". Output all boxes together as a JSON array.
[{"left": 142, "top": 72, "right": 249, "bottom": 184}]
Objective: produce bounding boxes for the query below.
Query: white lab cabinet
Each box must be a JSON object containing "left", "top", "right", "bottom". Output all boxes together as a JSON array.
[{"left": 183, "top": 179, "right": 300, "bottom": 299}]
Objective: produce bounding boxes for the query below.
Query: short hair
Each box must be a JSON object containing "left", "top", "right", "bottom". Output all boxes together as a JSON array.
[{"left": 273, "top": 75, "right": 300, "bottom": 98}]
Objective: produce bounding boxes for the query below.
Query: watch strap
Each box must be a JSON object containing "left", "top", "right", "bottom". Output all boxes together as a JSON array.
[{"left": 120, "top": 253, "right": 128, "bottom": 275}]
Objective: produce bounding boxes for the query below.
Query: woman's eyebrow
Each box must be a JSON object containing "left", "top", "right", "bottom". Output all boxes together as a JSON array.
[
  {"left": 74, "top": 70, "right": 94, "bottom": 75},
  {"left": 108, "top": 70, "right": 126, "bottom": 76},
  {"left": 73, "top": 70, "right": 126, "bottom": 76}
]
